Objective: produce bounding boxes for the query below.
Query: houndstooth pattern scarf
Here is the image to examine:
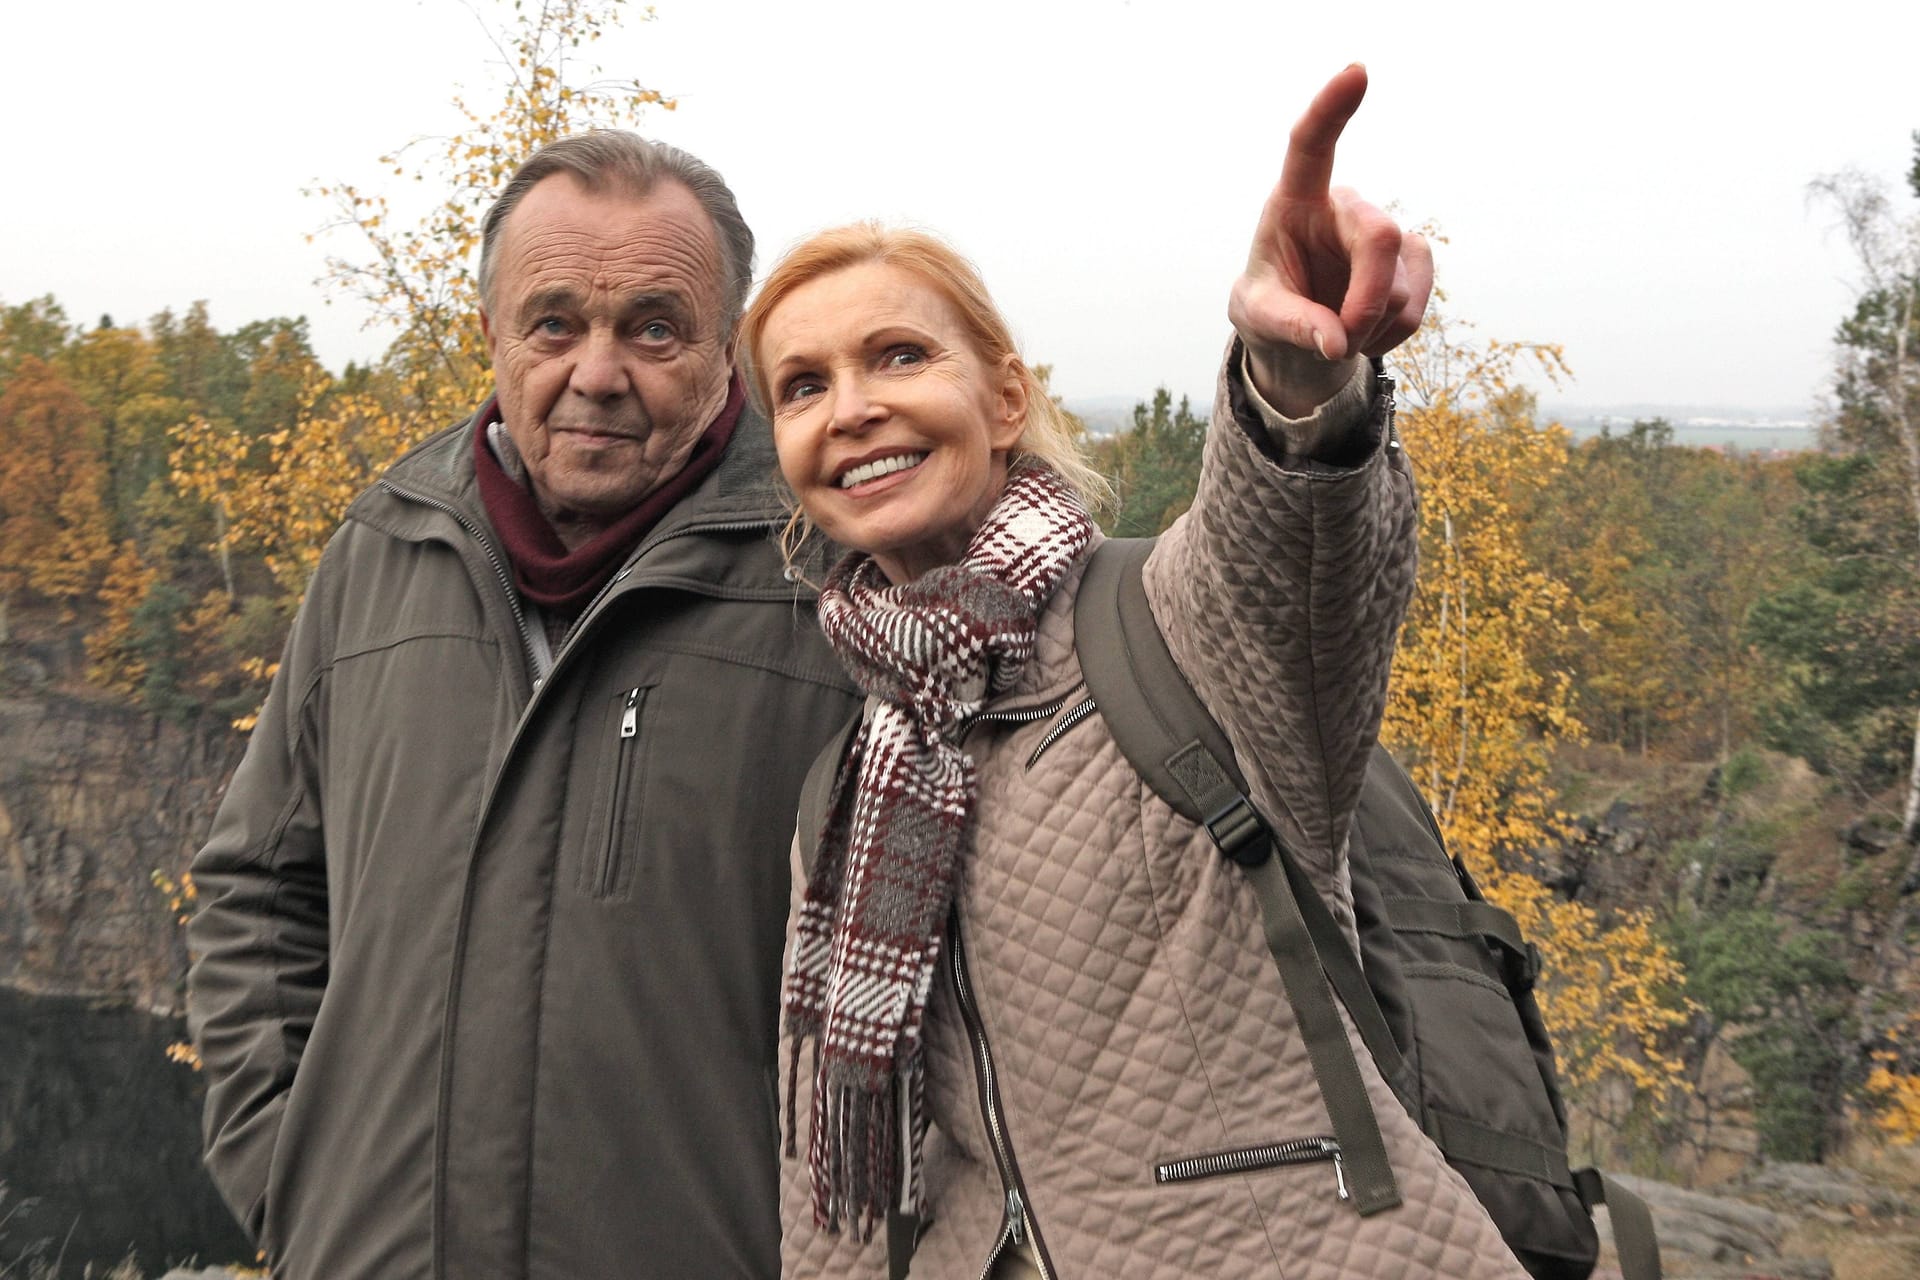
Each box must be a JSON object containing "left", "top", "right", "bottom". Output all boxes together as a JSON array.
[{"left": 785, "top": 460, "right": 1094, "bottom": 1239}]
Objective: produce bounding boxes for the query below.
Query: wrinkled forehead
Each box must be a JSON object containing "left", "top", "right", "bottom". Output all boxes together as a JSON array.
[{"left": 493, "top": 173, "right": 725, "bottom": 312}]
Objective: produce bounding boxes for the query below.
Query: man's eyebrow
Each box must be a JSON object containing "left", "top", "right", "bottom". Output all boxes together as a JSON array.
[
  {"left": 515, "top": 287, "right": 581, "bottom": 322},
  {"left": 621, "top": 292, "right": 691, "bottom": 321}
]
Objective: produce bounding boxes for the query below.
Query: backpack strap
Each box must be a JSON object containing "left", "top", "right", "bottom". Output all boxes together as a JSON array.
[
  {"left": 1076, "top": 537, "right": 1402, "bottom": 1216},
  {"left": 795, "top": 711, "right": 862, "bottom": 878},
  {"left": 1574, "top": 1168, "right": 1663, "bottom": 1280}
]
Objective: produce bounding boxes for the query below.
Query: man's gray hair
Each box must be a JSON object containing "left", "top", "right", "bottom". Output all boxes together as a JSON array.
[{"left": 477, "top": 132, "right": 755, "bottom": 334}]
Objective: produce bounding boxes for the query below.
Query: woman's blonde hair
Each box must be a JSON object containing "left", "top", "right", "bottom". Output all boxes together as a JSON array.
[{"left": 739, "top": 222, "right": 1114, "bottom": 520}]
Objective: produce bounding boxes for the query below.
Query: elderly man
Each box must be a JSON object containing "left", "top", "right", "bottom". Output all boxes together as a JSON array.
[{"left": 187, "top": 135, "right": 858, "bottom": 1278}]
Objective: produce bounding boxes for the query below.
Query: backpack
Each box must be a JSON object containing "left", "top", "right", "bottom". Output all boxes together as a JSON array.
[{"left": 1073, "top": 536, "right": 1660, "bottom": 1280}]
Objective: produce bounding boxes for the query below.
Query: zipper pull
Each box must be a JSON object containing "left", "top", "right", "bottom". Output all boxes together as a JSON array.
[
  {"left": 1005, "top": 1187, "right": 1027, "bottom": 1246},
  {"left": 620, "top": 688, "right": 641, "bottom": 738},
  {"left": 1332, "top": 1151, "right": 1350, "bottom": 1202}
]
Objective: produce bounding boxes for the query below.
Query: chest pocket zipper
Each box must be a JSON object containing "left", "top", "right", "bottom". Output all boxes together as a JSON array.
[{"left": 587, "top": 686, "right": 649, "bottom": 900}]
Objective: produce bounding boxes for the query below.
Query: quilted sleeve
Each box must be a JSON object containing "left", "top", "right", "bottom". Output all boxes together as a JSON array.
[{"left": 1141, "top": 339, "right": 1416, "bottom": 923}]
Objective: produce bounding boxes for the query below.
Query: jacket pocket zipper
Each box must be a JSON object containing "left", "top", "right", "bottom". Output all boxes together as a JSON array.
[
  {"left": 593, "top": 686, "right": 646, "bottom": 899},
  {"left": 1155, "top": 1135, "right": 1348, "bottom": 1199}
]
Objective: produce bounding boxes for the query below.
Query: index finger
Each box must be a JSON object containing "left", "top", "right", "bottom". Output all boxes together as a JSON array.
[{"left": 1276, "top": 63, "right": 1369, "bottom": 203}]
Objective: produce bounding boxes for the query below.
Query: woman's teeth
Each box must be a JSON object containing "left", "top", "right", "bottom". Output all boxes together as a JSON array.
[{"left": 839, "top": 453, "right": 927, "bottom": 489}]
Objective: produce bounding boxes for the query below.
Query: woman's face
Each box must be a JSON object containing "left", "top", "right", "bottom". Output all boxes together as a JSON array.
[{"left": 759, "top": 262, "right": 1027, "bottom": 584}]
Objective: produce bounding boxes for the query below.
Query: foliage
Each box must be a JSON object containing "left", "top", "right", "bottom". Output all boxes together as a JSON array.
[
  {"left": 1385, "top": 303, "right": 1691, "bottom": 1109},
  {"left": 1535, "top": 421, "right": 1803, "bottom": 758},
  {"left": 1672, "top": 907, "right": 1856, "bottom": 1160},
  {"left": 0, "top": 357, "right": 114, "bottom": 610},
  {"left": 1865, "top": 1015, "right": 1920, "bottom": 1144},
  {"left": 1095, "top": 387, "right": 1207, "bottom": 536},
  {"left": 1796, "top": 142, "right": 1920, "bottom": 843}
]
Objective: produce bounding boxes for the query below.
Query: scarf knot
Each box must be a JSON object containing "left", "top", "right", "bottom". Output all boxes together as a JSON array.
[{"left": 785, "top": 462, "right": 1093, "bottom": 1238}]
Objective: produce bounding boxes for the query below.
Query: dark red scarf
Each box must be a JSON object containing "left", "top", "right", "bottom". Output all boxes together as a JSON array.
[{"left": 472, "top": 375, "right": 745, "bottom": 616}]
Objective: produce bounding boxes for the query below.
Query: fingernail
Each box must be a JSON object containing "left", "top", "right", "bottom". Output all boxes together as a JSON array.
[{"left": 1314, "top": 332, "right": 1330, "bottom": 360}]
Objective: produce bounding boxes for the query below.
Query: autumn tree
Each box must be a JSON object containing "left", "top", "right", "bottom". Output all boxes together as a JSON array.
[
  {"left": 1537, "top": 423, "right": 1803, "bottom": 757},
  {"left": 0, "top": 357, "right": 115, "bottom": 612},
  {"left": 1386, "top": 303, "right": 1690, "bottom": 1114}
]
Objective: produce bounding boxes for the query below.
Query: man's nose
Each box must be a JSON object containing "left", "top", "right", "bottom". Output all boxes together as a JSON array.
[{"left": 568, "top": 329, "right": 631, "bottom": 400}]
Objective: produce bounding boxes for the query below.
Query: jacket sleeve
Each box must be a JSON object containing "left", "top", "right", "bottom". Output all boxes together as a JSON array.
[
  {"left": 185, "top": 557, "right": 335, "bottom": 1246},
  {"left": 1142, "top": 339, "right": 1416, "bottom": 926}
]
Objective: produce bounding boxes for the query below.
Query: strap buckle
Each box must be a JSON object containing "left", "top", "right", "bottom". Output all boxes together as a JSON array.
[{"left": 1204, "top": 797, "right": 1272, "bottom": 867}]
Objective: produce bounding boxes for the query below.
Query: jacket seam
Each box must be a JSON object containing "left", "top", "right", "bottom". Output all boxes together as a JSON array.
[
  {"left": 1132, "top": 781, "right": 1291, "bottom": 1274},
  {"left": 605, "top": 635, "right": 852, "bottom": 692}
]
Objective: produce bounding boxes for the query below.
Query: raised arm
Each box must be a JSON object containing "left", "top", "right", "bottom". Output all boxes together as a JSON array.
[
  {"left": 1230, "top": 63, "right": 1432, "bottom": 422},
  {"left": 1145, "top": 65, "right": 1429, "bottom": 919}
]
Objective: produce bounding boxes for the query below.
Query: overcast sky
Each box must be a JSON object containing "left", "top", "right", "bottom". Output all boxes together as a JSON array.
[{"left": 3, "top": 0, "right": 1914, "bottom": 415}]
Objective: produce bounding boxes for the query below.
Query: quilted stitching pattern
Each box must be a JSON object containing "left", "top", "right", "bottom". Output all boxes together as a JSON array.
[{"left": 783, "top": 368, "right": 1527, "bottom": 1278}]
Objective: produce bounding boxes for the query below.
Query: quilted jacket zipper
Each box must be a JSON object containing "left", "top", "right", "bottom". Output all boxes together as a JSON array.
[
  {"left": 948, "top": 917, "right": 1056, "bottom": 1280},
  {"left": 1154, "top": 1135, "right": 1348, "bottom": 1199},
  {"left": 1025, "top": 696, "right": 1097, "bottom": 769}
]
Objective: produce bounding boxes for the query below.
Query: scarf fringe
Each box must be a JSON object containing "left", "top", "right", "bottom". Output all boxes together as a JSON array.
[{"left": 807, "top": 1071, "right": 899, "bottom": 1242}]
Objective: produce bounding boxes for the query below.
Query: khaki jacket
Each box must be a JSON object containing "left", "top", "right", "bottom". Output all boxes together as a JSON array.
[
  {"left": 188, "top": 407, "right": 858, "bottom": 1278},
  {"left": 782, "top": 357, "right": 1529, "bottom": 1278}
]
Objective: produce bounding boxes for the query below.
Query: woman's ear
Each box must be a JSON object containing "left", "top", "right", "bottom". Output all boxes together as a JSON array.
[{"left": 990, "top": 356, "right": 1030, "bottom": 452}]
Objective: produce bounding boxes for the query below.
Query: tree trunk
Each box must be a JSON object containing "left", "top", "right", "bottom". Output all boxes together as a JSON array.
[{"left": 1896, "top": 280, "right": 1920, "bottom": 845}]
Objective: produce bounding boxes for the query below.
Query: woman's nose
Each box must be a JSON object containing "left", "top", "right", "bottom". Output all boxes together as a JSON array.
[{"left": 828, "top": 376, "right": 883, "bottom": 432}]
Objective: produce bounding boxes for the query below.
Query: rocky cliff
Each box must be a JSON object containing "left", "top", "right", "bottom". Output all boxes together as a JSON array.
[{"left": 0, "top": 689, "right": 243, "bottom": 1010}]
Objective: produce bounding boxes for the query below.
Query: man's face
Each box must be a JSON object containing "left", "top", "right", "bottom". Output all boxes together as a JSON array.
[{"left": 481, "top": 174, "right": 732, "bottom": 546}]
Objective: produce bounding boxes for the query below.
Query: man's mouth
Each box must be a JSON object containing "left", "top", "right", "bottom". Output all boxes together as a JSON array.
[{"left": 837, "top": 452, "right": 928, "bottom": 490}]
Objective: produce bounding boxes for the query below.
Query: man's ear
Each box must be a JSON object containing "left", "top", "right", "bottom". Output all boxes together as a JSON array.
[
  {"left": 479, "top": 306, "right": 496, "bottom": 352},
  {"left": 990, "top": 356, "right": 1029, "bottom": 452}
]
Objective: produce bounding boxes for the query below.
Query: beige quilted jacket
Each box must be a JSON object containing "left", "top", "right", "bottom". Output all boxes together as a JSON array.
[{"left": 782, "top": 356, "right": 1529, "bottom": 1279}]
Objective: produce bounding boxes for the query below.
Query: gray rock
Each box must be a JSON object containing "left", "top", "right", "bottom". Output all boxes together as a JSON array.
[{"left": 1737, "top": 1159, "right": 1912, "bottom": 1215}]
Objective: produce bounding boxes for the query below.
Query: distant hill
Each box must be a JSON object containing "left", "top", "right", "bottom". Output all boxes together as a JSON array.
[
  {"left": 1544, "top": 403, "right": 1819, "bottom": 454},
  {"left": 1066, "top": 392, "right": 1822, "bottom": 455}
]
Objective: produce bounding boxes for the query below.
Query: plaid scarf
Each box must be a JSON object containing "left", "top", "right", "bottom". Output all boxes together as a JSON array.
[{"left": 786, "top": 461, "right": 1094, "bottom": 1238}]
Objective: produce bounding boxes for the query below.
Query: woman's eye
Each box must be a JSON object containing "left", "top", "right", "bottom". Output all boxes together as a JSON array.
[
  {"left": 782, "top": 376, "right": 825, "bottom": 403},
  {"left": 883, "top": 346, "right": 924, "bottom": 370}
]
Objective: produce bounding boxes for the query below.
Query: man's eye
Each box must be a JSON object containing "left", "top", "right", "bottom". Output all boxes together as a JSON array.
[
  {"left": 638, "top": 320, "right": 675, "bottom": 343},
  {"left": 536, "top": 317, "right": 570, "bottom": 338}
]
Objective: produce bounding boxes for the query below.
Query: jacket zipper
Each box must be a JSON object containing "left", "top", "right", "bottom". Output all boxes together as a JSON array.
[
  {"left": 1025, "top": 696, "right": 1097, "bottom": 769},
  {"left": 377, "top": 480, "right": 539, "bottom": 678},
  {"left": 1154, "top": 1135, "right": 1348, "bottom": 1199},
  {"left": 560, "top": 516, "right": 780, "bottom": 652},
  {"left": 947, "top": 917, "right": 1055, "bottom": 1280},
  {"left": 593, "top": 687, "right": 645, "bottom": 898}
]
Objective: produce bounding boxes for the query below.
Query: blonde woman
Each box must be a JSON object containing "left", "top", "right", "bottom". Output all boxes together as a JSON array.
[{"left": 745, "top": 67, "right": 1528, "bottom": 1279}]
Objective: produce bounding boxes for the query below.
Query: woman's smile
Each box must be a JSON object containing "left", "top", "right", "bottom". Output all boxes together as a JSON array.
[{"left": 835, "top": 449, "right": 929, "bottom": 491}]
